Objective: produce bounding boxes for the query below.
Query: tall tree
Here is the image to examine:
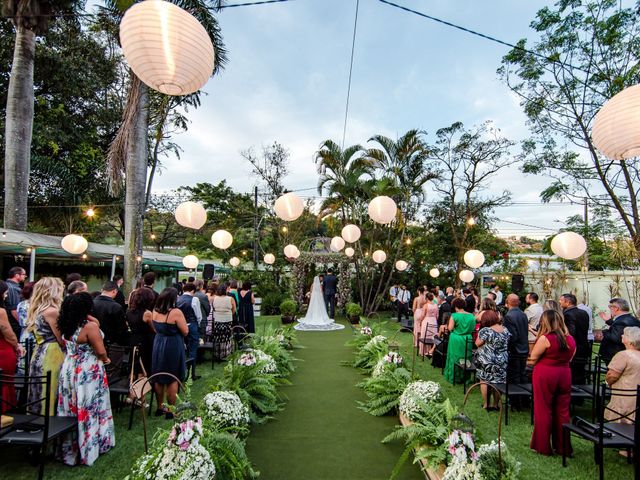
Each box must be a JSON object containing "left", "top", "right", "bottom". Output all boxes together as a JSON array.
[
  {"left": 2, "top": 0, "right": 78, "bottom": 230},
  {"left": 499, "top": 0, "right": 640, "bottom": 256}
]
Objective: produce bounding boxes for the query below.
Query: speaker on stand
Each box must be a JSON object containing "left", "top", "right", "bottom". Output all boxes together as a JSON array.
[
  {"left": 511, "top": 274, "right": 524, "bottom": 292},
  {"left": 203, "top": 264, "right": 215, "bottom": 281}
]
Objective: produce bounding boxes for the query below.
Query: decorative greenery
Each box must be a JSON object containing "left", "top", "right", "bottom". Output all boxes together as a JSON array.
[
  {"left": 201, "top": 391, "right": 250, "bottom": 436},
  {"left": 261, "top": 292, "right": 286, "bottom": 315},
  {"left": 200, "top": 430, "right": 259, "bottom": 480},
  {"left": 357, "top": 367, "right": 411, "bottom": 416},
  {"left": 279, "top": 299, "right": 297, "bottom": 317},
  {"left": 291, "top": 252, "right": 352, "bottom": 307},
  {"left": 345, "top": 302, "right": 362, "bottom": 317},
  {"left": 353, "top": 335, "right": 388, "bottom": 371},
  {"left": 252, "top": 331, "right": 296, "bottom": 377},
  {"left": 399, "top": 381, "right": 443, "bottom": 421},
  {"left": 476, "top": 441, "right": 521, "bottom": 480}
]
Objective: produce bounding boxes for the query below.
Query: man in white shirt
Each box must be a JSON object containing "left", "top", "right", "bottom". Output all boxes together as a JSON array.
[
  {"left": 524, "top": 292, "right": 543, "bottom": 342},
  {"left": 492, "top": 285, "right": 503, "bottom": 305},
  {"left": 389, "top": 284, "right": 399, "bottom": 302},
  {"left": 577, "top": 301, "right": 594, "bottom": 341},
  {"left": 396, "top": 285, "right": 411, "bottom": 322}
]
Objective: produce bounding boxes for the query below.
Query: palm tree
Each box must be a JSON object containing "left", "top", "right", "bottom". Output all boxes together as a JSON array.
[
  {"left": 103, "top": 0, "right": 227, "bottom": 291},
  {"left": 314, "top": 139, "right": 372, "bottom": 221},
  {"left": 2, "top": 0, "right": 78, "bottom": 230}
]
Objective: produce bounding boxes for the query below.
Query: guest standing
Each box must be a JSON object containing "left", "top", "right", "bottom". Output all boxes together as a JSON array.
[
  {"left": 212, "top": 284, "right": 235, "bottom": 359},
  {"left": 142, "top": 272, "right": 159, "bottom": 305},
  {"left": 598, "top": 298, "right": 640, "bottom": 365},
  {"left": 151, "top": 288, "right": 188, "bottom": 419},
  {"left": 93, "top": 281, "right": 128, "bottom": 345},
  {"left": 57, "top": 292, "right": 115, "bottom": 466},
  {"left": 126, "top": 287, "right": 156, "bottom": 375},
  {"left": 5, "top": 267, "right": 27, "bottom": 338},
  {"left": 396, "top": 285, "right": 411, "bottom": 323},
  {"left": 475, "top": 310, "right": 510, "bottom": 410},
  {"left": 238, "top": 281, "right": 256, "bottom": 334},
  {"left": 525, "top": 292, "right": 543, "bottom": 342},
  {"left": 421, "top": 292, "right": 439, "bottom": 357},
  {"left": 112, "top": 275, "right": 126, "bottom": 311},
  {"left": 560, "top": 293, "right": 590, "bottom": 384},
  {"left": 443, "top": 298, "right": 476, "bottom": 384},
  {"left": 503, "top": 294, "right": 529, "bottom": 407},
  {"left": 176, "top": 283, "right": 202, "bottom": 367},
  {"left": 194, "top": 279, "right": 211, "bottom": 335},
  {"left": 0, "top": 281, "right": 23, "bottom": 413},
  {"left": 16, "top": 282, "right": 34, "bottom": 376},
  {"left": 605, "top": 326, "right": 640, "bottom": 424},
  {"left": 463, "top": 288, "right": 476, "bottom": 314},
  {"left": 27, "top": 277, "right": 65, "bottom": 415},
  {"left": 412, "top": 287, "right": 427, "bottom": 350},
  {"left": 529, "top": 310, "right": 576, "bottom": 456}
]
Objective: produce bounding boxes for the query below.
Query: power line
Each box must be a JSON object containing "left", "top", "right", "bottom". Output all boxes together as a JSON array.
[{"left": 342, "top": 0, "right": 360, "bottom": 149}]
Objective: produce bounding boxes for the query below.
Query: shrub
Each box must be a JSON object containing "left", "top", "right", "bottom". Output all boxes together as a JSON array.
[
  {"left": 345, "top": 302, "right": 362, "bottom": 317},
  {"left": 279, "top": 299, "right": 297, "bottom": 317},
  {"left": 476, "top": 441, "right": 521, "bottom": 480},
  {"left": 261, "top": 292, "right": 285, "bottom": 315}
]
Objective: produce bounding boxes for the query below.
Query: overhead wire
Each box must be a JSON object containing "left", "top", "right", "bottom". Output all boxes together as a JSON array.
[{"left": 342, "top": 0, "right": 360, "bottom": 149}]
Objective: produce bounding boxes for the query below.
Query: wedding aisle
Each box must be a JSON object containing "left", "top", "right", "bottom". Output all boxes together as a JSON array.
[{"left": 245, "top": 319, "right": 422, "bottom": 479}]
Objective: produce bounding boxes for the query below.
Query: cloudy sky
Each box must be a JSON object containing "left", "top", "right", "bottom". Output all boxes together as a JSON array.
[{"left": 145, "top": 0, "right": 589, "bottom": 237}]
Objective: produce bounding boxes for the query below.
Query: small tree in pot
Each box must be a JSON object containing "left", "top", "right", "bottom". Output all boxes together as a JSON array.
[
  {"left": 280, "top": 299, "right": 297, "bottom": 324},
  {"left": 345, "top": 302, "right": 362, "bottom": 324}
]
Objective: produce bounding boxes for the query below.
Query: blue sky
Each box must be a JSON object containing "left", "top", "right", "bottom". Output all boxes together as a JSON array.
[{"left": 143, "top": 0, "right": 588, "bottom": 237}]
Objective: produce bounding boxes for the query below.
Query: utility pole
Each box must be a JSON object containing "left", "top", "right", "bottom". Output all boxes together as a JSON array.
[
  {"left": 253, "top": 186, "right": 258, "bottom": 268},
  {"left": 583, "top": 197, "right": 589, "bottom": 271}
]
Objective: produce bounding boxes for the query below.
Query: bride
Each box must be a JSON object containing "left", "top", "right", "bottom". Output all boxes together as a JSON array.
[{"left": 295, "top": 276, "right": 344, "bottom": 331}]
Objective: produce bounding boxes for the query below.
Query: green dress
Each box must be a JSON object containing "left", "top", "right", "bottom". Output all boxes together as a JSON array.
[{"left": 444, "top": 312, "right": 476, "bottom": 384}]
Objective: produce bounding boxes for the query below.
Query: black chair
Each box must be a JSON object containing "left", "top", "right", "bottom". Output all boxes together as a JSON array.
[
  {"left": 197, "top": 332, "right": 216, "bottom": 371},
  {"left": 0, "top": 370, "right": 77, "bottom": 480},
  {"left": 453, "top": 337, "right": 477, "bottom": 394},
  {"left": 14, "top": 337, "right": 35, "bottom": 407},
  {"left": 105, "top": 343, "right": 134, "bottom": 412},
  {"left": 570, "top": 354, "right": 604, "bottom": 420},
  {"left": 490, "top": 353, "right": 533, "bottom": 426},
  {"left": 416, "top": 324, "right": 439, "bottom": 360},
  {"left": 562, "top": 384, "right": 639, "bottom": 480}
]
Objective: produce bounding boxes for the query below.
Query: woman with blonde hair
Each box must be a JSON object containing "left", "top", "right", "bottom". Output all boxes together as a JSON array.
[{"left": 27, "top": 277, "right": 65, "bottom": 414}]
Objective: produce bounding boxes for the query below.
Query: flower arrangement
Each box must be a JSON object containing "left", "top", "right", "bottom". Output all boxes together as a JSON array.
[
  {"left": 399, "top": 380, "right": 442, "bottom": 420},
  {"left": 372, "top": 351, "right": 404, "bottom": 377},
  {"left": 353, "top": 335, "right": 389, "bottom": 371},
  {"left": 475, "top": 441, "right": 521, "bottom": 480},
  {"left": 441, "top": 430, "right": 478, "bottom": 480},
  {"left": 360, "top": 326, "right": 372, "bottom": 335},
  {"left": 237, "top": 352, "right": 257, "bottom": 367},
  {"left": 168, "top": 417, "right": 204, "bottom": 450},
  {"left": 253, "top": 349, "right": 278, "bottom": 375},
  {"left": 202, "top": 391, "right": 250, "bottom": 432}
]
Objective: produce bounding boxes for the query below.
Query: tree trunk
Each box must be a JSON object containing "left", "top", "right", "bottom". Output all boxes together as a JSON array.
[
  {"left": 123, "top": 81, "right": 149, "bottom": 294},
  {"left": 3, "top": 26, "right": 35, "bottom": 230}
]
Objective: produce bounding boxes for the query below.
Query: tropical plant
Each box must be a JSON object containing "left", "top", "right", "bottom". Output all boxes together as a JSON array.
[
  {"left": 252, "top": 331, "right": 296, "bottom": 377},
  {"left": 345, "top": 320, "right": 385, "bottom": 350},
  {"left": 353, "top": 335, "right": 388, "bottom": 371},
  {"left": 356, "top": 366, "right": 411, "bottom": 416},
  {"left": 476, "top": 441, "right": 521, "bottom": 480},
  {"left": 200, "top": 430, "right": 259, "bottom": 480}
]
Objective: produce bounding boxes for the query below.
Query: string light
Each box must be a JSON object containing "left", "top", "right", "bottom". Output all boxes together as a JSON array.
[
  {"left": 282, "top": 226, "right": 288, "bottom": 233},
  {"left": 405, "top": 238, "right": 412, "bottom": 245},
  {"left": 85, "top": 208, "right": 95, "bottom": 218},
  {"left": 467, "top": 217, "right": 476, "bottom": 226},
  {"left": 150, "top": 233, "right": 156, "bottom": 240},
  {"left": 26, "top": 247, "right": 32, "bottom": 253},
  {"left": 82, "top": 253, "right": 88, "bottom": 260},
  {"left": 136, "top": 256, "right": 142, "bottom": 262},
  {"left": 2, "top": 232, "right": 6, "bottom": 238}
]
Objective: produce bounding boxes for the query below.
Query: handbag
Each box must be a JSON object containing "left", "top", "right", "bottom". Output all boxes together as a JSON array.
[{"left": 129, "top": 347, "right": 152, "bottom": 400}]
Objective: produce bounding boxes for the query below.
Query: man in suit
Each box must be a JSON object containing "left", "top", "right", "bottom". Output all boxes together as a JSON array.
[
  {"left": 396, "top": 285, "right": 411, "bottom": 322},
  {"left": 598, "top": 297, "right": 640, "bottom": 364},
  {"left": 93, "top": 281, "right": 128, "bottom": 345},
  {"left": 322, "top": 269, "right": 338, "bottom": 319},
  {"left": 463, "top": 288, "right": 475, "bottom": 313},
  {"left": 177, "top": 283, "right": 203, "bottom": 380},
  {"left": 560, "top": 293, "right": 590, "bottom": 384},
  {"left": 503, "top": 294, "right": 529, "bottom": 408}
]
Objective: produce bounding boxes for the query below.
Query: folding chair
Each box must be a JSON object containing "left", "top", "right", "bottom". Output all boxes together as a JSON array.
[{"left": 453, "top": 337, "right": 477, "bottom": 394}]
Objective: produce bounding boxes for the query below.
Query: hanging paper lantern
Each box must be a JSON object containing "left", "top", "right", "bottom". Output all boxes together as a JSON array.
[
  {"left": 550, "top": 231, "right": 587, "bottom": 260},
  {"left": 211, "top": 229, "right": 233, "bottom": 249},
  {"left": 274, "top": 192, "right": 304, "bottom": 221},
  {"left": 182, "top": 255, "right": 199, "bottom": 269},
  {"left": 344, "top": 247, "right": 355, "bottom": 257},
  {"left": 429, "top": 268, "right": 440, "bottom": 278},
  {"left": 61, "top": 234, "right": 88, "bottom": 255},
  {"left": 174, "top": 201, "right": 207, "bottom": 229},
  {"left": 330, "top": 236, "right": 345, "bottom": 252},
  {"left": 367, "top": 196, "right": 397, "bottom": 224},
  {"left": 263, "top": 253, "right": 275, "bottom": 265},
  {"left": 372, "top": 250, "right": 387, "bottom": 263},
  {"left": 459, "top": 270, "right": 474, "bottom": 283},
  {"left": 592, "top": 84, "right": 640, "bottom": 160},
  {"left": 229, "top": 257, "right": 240, "bottom": 267},
  {"left": 395, "top": 260, "right": 408, "bottom": 271},
  {"left": 284, "top": 244, "right": 300, "bottom": 258},
  {"left": 341, "top": 224, "right": 361, "bottom": 243},
  {"left": 119, "top": 0, "right": 215, "bottom": 96},
  {"left": 463, "top": 249, "right": 485, "bottom": 269}
]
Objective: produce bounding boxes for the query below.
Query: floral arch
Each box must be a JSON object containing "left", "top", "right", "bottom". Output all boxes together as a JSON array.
[{"left": 290, "top": 251, "right": 352, "bottom": 309}]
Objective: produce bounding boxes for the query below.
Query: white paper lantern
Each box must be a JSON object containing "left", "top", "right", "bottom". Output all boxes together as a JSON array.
[
  {"left": 592, "top": 84, "right": 640, "bottom": 160},
  {"left": 429, "top": 268, "right": 440, "bottom": 278},
  {"left": 344, "top": 247, "right": 355, "bottom": 257},
  {"left": 367, "top": 196, "right": 397, "bottom": 224},
  {"left": 395, "top": 260, "right": 408, "bottom": 271},
  {"left": 182, "top": 254, "right": 199, "bottom": 269},
  {"left": 211, "top": 229, "right": 233, "bottom": 249},
  {"left": 61, "top": 234, "right": 88, "bottom": 255},
  {"left": 341, "top": 224, "right": 361, "bottom": 243},
  {"left": 459, "top": 270, "right": 474, "bottom": 283},
  {"left": 463, "top": 249, "right": 485, "bottom": 269},
  {"left": 174, "top": 201, "right": 207, "bottom": 229},
  {"left": 550, "top": 231, "right": 587, "bottom": 260},
  {"left": 263, "top": 253, "right": 275, "bottom": 265},
  {"left": 229, "top": 256, "right": 240, "bottom": 267},
  {"left": 372, "top": 250, "right": 387, "bottom": 263},
  {"left": 274, "top": 192, "right": 304, "bottom": 221},
  {"left": 330, "top": 236, "right": 345, "bottom": 252},
  {"left": 284, "top": 244, "right": 300, "bottom": 258},
  {"left": 119, "top": 0, "right": 215, "bottom": 96}
]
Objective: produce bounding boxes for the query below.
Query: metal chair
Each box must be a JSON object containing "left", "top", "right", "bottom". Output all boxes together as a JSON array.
[
  {"left": 490, "top": 353, "right": 533, "bottom": 426},
  {"left": 453, "top": 337, "right": 477, "bottom": 394}
]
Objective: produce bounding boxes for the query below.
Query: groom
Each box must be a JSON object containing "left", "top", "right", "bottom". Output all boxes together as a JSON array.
[{"left": 323, "top": 268, "right": 338, "bottom": 319}]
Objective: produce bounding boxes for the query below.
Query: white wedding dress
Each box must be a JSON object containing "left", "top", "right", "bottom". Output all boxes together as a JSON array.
[{"left": 295, "top": 276, "right": 344, "bottom": 331}]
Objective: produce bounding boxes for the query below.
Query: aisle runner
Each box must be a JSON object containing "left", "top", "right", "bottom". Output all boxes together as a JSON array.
[{"left": 245, "top": 321, "right": 422, "bottom": 480}]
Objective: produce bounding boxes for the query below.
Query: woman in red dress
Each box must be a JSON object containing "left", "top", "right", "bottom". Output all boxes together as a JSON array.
[
  {"left": 0, "top": 280, "right": 24, "bottom": 413},
  {"left": 529, "top": 309, "right": 576, "bottom": 455}
]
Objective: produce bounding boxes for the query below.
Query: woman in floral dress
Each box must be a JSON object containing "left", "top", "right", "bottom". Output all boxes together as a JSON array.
[
  {"left": 475, "top": 310, "right": 510, "bottom": 410},
  {"left": 57, "top": 292, "right": 115, "bottom": 466}
]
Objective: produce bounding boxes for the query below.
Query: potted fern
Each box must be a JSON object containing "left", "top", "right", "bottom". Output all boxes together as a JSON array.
[
  {"left": 279, "top": 299, "right": 297, "bottom": 324},
  {"left": 345, "top": 302, "right": 362, "bottom": 324}
]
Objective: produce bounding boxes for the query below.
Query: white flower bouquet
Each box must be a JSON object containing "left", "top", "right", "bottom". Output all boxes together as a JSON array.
[
  {"left": 202, "top": 391, "right": 250, "bottom": 431},
  {"left": 360, "top": 326, "right": 372, "bottom": 335},
  {"left": 253, "top": 349, "right": 278, "bottom": 374},
  {"left": 237, "top": 352, "right": 257, "bottom": 367},
  {"left": 372, "top": 351, "right": 404, "bottom": 377},
  {"left": 442, "top": 430, "right": 478, "bottom": 480},
  {"left": 399, "top": 380, "right": 443, "bottom": 420}
]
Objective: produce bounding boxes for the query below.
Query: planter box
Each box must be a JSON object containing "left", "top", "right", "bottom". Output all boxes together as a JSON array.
[{"left": 399, "top": 413, "right": 446, "bottom": 480}]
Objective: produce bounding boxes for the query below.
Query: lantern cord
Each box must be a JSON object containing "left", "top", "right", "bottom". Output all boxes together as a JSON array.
[
  {"left": 376, "top": 0, "right": 590, "bottom": 75},
  {"left": 341, "top": 0, "right": 360, "bottom": 150}
]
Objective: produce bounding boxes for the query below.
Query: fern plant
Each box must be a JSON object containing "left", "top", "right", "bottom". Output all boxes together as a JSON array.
[
  {"left": 200, "top": 430, "right": 260, "bottom": 480},
  {"left": 345, "top": 320, "right": 386, "bottom": 350},
  {"left": 357, "top": 367, "right": 411, "bottom": 416},
  {"left": 353, "top": 335, "right": 388, "bottom": 371},
  {"left": 252, "top": 332, "right": 296, "bottom": 378}
]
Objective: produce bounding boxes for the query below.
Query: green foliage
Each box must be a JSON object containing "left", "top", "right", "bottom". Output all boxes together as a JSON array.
[
  {"left": 353, "top": 336, "right": 389, "bottom": 371},
  {"left": 200, "top": 430, "right": 259, "bottom": 480},
  {"left": 357, "top": 367, "right": 411, "bottom": 416},
  {"left": 345, "top": 320, "right": 386, "bottom": 350},
  {"left": 345, "top": 302, "right": 362, "bottom": 317},
  {"left": 261, "top": 292, "right": 286, "bottom": 315},
  {"left": 476, "top": 441, "right": 521, "bottom": 480},
  {"left": 252, "top": 331, "right": 297, "bottom": 378},
  {"left": 279, "top": 299, "right": 297, "bottom": 317}
]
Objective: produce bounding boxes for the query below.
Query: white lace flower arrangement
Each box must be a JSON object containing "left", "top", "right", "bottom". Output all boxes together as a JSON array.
[
  {"left": 237, "top": 349, "right": 277, "bottom": 375},
  {"left": 202, "top": 391, "right": 250, "bottom": 430},
  {"left": 442, "top": 429, "right": 478, "bottom": 480},
  {"left": 399, "top": 380, "right": 443, "bottom": 420},
  {"left": 372, "top": 351, "right": 404, "bottom": 377},
  {"left": 360, "top": 326, "right": 372, "bottom": 335},
  {"left": 128, "top": 417, "right": 216, "bottom": 480}
]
